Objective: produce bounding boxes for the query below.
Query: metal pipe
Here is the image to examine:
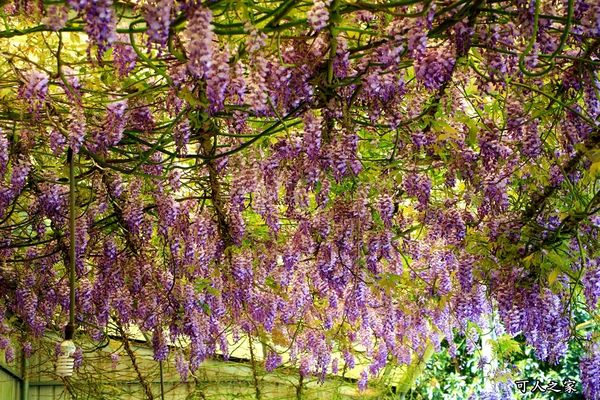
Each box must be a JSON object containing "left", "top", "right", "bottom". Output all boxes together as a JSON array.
[
  {"left": 20, "top": 349, "right": 28, "bottom": 400},
  {"left": 66, "top": 148, "right": 76, "bottom": 339},
  {"left": 159, "top": 361, "right": 165, "bottom": 400}
]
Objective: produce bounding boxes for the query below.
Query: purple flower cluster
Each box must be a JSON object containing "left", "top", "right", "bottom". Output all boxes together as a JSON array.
[
  {"left": 303, "top": 111, "right": 322, "bottom": 162},
  {"left": 265, "top": 351, "right": 282, "bottom": 372},
  {"left": 244, "top": 23, "right": 267, "bottom": 53},
  {"left": 0, "top": 130, "right": 8, "bottom": 176},
  {"left": 175, "top": 352, "right": 189, "bottom": 381},
  {"left": 184, "top": 7, "right": 214, "bottom": 79},
  {"left": 307, "top": 0, "right": 332, "bottom": 31},
  {"left": 583, "top": 258, "right": 600, "bottom": 309},
  {"left": 61, "top": 68, "right": 82, "bottom": 104},
  {"left": 580, "top": 345, "right": 600, "bottom": 400},
  {"left": 521, "top": 120, "right": 542, "bottom": 158},
  {"left": 232, "top": 252, "right": 253, "bottom": 284},
  {"left": 247, "top": 56, "right": 270, "bottom": 115},
  {"left": 68, "top": 108, "right": 86, "bottom": 153},
  {"left": 152, "top": 329, "right": 169, "bottom": 361},
  {"left": 480, "top": 178, "right": 509, "bottom": 215},
  {"left": 206, "top": 47, "right": 230, "bottom": 113},
  {"left": 415, "top": 49, "right": 456, "bottom": 90},
  {"left": 403, "top": 173, "right": 431, "bottom": 209},
  {"left": 49, "top": 129, "right": 67, "bottom": 156},
  {"left": 18, "top": 71, "right": 49, "bottom": 115},
  {"left": 549, "top": 165, "right": 564, "bottom": 187},
  {"left": 105, "top": 100, "right": 128, "bottom": 146},
  {"left": 407, "top": 20, "right": 428, "bottom": 59},
  {"left": 357, "top": 369, "right": 368, "bottom": 391},
  {"left": 377, "top": 193, "right": 394, "bottom": 228},
  {"left": 113, "top": 37, "right": 137, "bottom": 78},
  {"left": 10, "top": 158, "right": 30, "bottom": 196},
  {"left": 454, "top": 20, "right": 474, "bottom": 56},
  {"left": 122, "top": 181, "right": 144, "bottom": 235},
  {"left": 67, "top": 0, "right": 87, "bottom": 12},
  {"left": 142, "top": 0, "right": 173, "bottom": 48},
  {"left": 580, "top": 2, "right": 600, "bottom": 37},
  {"left": 327, "top": 131, "right": 362, "bottom": 181},
  {"left": 173, "top": 119, "right": 191, "bottom": 155},
  {"left": 43, "top": 5, "right": 69, "bottom": 31},
  {"left": 129, "top": 106, "right": 155, "bottom": 132},
  {"left": 82, "top": 0, "right": 117, "bottom": 58},
  {"left": 38, "top": 183, "right": 68, "bottom": 225}
]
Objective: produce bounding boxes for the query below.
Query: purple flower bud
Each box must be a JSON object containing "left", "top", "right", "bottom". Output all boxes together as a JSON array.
[
  {"left": 4, "top": 345, "right": 15, "bottom": 364},
  {"left": 206, "top": 47, "right": 230, "bottom": 113},
  {"left": 581, "top": 345, "right": 600, "bottom": 399},
  {"left": 73, "top": 347, "right": 83, "bottom": 368}
]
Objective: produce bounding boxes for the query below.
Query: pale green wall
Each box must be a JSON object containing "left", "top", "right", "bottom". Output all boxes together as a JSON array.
[
  {"left": 0, "top": 366, "right": 21, "bottom": 400},
  {"left": 1, "top": 339, "right": 383, "bottom": 400}
]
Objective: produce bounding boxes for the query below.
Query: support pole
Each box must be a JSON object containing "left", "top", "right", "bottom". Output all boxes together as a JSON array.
[
  {"left": 66, "top": 148, "right": 76, "bottom": 340},
  {"left": 20, "top": 349, "right": 28, "bottom": 400}
]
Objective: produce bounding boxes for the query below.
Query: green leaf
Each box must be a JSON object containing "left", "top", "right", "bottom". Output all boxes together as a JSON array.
[
  {"left": 548, "top": 267, "right": 560, "bottom": 285},
  {"left": 491, "top": 334, "right": 522, "bottom": 359},
  {"left": 396, "top": 342, "right": 435, "bottom": 393}
]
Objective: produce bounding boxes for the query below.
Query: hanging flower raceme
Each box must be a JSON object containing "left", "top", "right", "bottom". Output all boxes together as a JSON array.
[
  {"left": 113, "top": 36, "right": 137, "bottom": 78},
  {"left": 81, "top": 0, "right": 117, "bottom": 58},
  {"left": 184, "top": 7, "right": 214, "bottom": 79},
  {"left": 414, "top": 48, "right": 456, "bottom": 90},
  {"left": 68, "top": 107, "right": 86, "bottom": 153},
  {"left": 206, "top": 46, "right": 230, "bottom": 113},
  {"left": 580, "top": 344, "right": 600, "bottom": 400},
  {"left": 105, "top": 100, "right": 128, "bottom": 146},
  {"left": 142, "top": 0, "right": 173, "bottom": 48},
  {"left": 18, "top": 70, "right": 49, "bottom": 115},
  {"left": 307, "top": 0, "right": 333, "bottom": 31},
  {"left": 0, "top": 130, "right": 8, "bottom": 177},
  {"left": 43, "top": 5, "right": 69, "bottom": 31}
]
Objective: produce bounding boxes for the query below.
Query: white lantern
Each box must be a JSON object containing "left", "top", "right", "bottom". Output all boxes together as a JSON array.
[{"left": 56, "top": 340, "right": 76, "bottom": 377}]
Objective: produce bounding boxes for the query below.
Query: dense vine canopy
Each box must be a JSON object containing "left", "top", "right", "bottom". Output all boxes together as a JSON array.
[{"left": 0, "top": 0, "right": 599, "bottom": 397}]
